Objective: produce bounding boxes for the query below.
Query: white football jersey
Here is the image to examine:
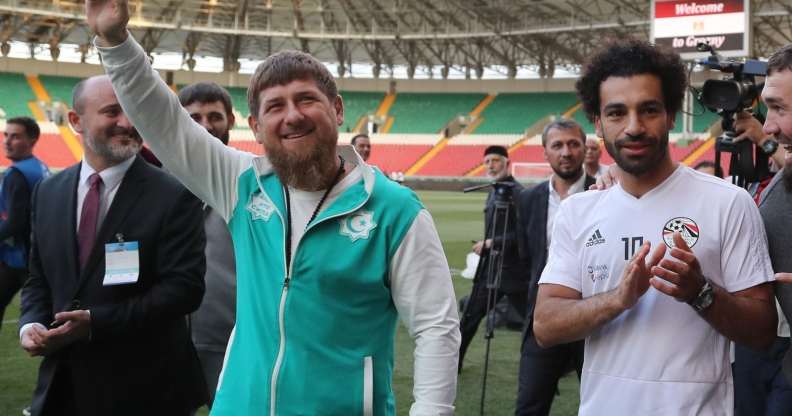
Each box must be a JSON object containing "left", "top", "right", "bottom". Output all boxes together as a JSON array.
[{"left": 539, "top": 165, "right": 774, "bottom": 416}]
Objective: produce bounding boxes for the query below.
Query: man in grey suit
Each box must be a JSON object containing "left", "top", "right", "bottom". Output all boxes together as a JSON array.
[{"left": 178, "top": 81, "right": 237, "bottom": 408}]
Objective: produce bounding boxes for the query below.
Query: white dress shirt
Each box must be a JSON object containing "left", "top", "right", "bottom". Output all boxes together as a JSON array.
[
  {"left": 547, "top": 172, "right": 587, "bottom": 247},
  {"left": 76, "top": 156, "right": 136, "bottom": 230},
  {"left": 20, "top": 156, "right": 136, "bottom": 340}
]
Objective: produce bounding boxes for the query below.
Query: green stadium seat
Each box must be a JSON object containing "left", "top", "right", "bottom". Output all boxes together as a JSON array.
[
  {"left": 339, "top": 91, "right": 383, "bottom": 133},
  {"left": 388, "top": 93, "right": 485, "bottom": 134},
  {"left": 0, "top": 72, "right": 36, "bottom": 118},
  {"left": 39, "top": 75, "right": 82, "bottom": 106},
  {"left": 476, "top": 93, "right": 578, "bottom": 134}
]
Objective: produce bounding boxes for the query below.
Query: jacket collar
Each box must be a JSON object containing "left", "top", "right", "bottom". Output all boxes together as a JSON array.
[{"left": 250, "top": 144, "right": 375, "bottom": 225}]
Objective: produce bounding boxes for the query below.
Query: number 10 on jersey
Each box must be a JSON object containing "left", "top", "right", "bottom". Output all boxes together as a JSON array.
[{"left": 622, "top": 236, "right": 644, "bottom": 260}]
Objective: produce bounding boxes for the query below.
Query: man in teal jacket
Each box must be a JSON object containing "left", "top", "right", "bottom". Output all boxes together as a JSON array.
[{"left": 86, "top": 1, "right": 461, "bottom": 415}]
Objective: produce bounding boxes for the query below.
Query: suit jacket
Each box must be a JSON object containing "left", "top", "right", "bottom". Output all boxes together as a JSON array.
[
  {"left": 479, "top": 175, "right": 526, "bottom": 293},
  {"left": 516, "top": 175, "right": 595, "bottom": 333},
  {"left": 20, "top": 156, "right": 208, "bottom": 416}
]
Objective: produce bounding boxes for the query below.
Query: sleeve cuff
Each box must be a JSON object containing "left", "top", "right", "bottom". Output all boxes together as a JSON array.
[{"left": 19, "top": 322, "right": 46, "bottom": 341}]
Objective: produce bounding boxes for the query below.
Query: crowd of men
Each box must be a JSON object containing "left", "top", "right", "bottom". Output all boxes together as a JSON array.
[{"left": 0, "top": 1, "right": 791, "bottom": 415}]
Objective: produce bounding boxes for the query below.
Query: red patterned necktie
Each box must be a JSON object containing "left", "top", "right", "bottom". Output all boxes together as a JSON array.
[{"left": 78, "top": 173, "right": 102, "bottom": 269}]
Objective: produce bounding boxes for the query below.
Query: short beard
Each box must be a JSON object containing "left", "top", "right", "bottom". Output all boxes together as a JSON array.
[
  {"left": 554, "top": 165, "right": 583, "bottom": 181},
  {"left": 605, "top": 133, "right": 669, "bottom": 176},
  {"left": 783, "top": 168, "right": 792, "bottom": 193},
  {"left": 84, "top": 128, "right": 142, "bottom": 165},
  {"left": 265, "top": 139, "right": 338, "bottom": 191}
]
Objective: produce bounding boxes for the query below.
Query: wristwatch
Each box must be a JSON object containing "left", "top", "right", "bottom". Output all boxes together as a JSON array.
[
  {"left": 688, "top": 280, "right": 714, "bottom": 313},
  {"left": 761, "top": 138, "right": 779, "bottom": 155}
]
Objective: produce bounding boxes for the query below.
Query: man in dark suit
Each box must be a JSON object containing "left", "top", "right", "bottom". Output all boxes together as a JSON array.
[
  {"left": 18, "top": 75, "right": 208, "bottom": 416},
  {"left": 515, "top": 119, "right": 594, "bottom": 416},
  {"left": 458, "top": 145, "right": 525, "bottom": 371}
]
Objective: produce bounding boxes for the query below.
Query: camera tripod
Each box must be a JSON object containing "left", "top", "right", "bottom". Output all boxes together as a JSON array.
[{"left": 462, "top": 182, "right": 515, "bottom": 415}]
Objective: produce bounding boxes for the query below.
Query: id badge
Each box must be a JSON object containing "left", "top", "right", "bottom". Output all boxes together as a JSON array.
[{"left": 103, "top": 241, "right": 140, "bottom": 286}]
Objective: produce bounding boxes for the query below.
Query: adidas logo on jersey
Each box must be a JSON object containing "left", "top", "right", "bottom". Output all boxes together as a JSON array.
[{"left": 585, "top": 229, "right": 606, "bottom": 247}]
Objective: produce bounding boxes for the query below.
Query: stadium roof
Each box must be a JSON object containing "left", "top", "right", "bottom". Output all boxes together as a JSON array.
[{"left": 1, "top": 0, "right": 792, "bottom": 78}]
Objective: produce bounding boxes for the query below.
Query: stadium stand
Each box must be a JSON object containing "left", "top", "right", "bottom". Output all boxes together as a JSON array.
[
  {"left": 475, "top": 93, "right": 578, "bottom": 134},
  {"left": 338, "top": 132, "right": 437, "bottom": 174},
  {"left": 38, "top": 74, "right": 81, "bottom": 105},
  {"left": 0, "top": 120, "right": 78, "bottom": 169},
  {"left": 0, "top": 72, "right": 36, "bottom": 118},
  {"left": 340, "top": 91, "right": 384, "bottom": 133},
  {"left": 410, "top": 134, "right": 519, "bottom": 176},
  {"left": 388, "top": 93, "right": 485, "bottom": 134}
]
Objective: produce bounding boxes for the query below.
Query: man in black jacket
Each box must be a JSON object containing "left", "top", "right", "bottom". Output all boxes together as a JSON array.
[
  {"left": 19, "top": 75, "right": 207, "bottom": 416},
  {"left": 458, "top": 145, "right": 525, "bottom": 371},
  {"left": 515, "top": 119, "right": 593, "bottom": 415}
]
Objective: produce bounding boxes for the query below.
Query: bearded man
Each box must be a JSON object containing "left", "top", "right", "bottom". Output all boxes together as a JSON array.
[
  {"left": 84, "top": 1, "right": 460, "bottom": 415},
  {"left": 19, "top": 75, "right": 208, "bottom": 416}
]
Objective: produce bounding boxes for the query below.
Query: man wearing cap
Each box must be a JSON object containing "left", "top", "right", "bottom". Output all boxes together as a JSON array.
[{"left": 458, "top": 145, "right": 525, "bottom": 371}]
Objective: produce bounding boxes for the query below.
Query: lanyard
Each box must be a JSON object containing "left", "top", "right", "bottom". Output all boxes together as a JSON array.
[{"left": 283, "top": 156, "right": 345, "bottom": 275}]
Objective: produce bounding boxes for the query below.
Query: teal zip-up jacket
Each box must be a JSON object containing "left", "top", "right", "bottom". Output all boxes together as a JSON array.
[{"left": 99, "top": 34, "right": 460, "bottom": 415}]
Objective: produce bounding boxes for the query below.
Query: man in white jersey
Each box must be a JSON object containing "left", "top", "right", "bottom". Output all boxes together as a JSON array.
[{"left": 533, "top": 39, "right": 777, "bottom": 415}]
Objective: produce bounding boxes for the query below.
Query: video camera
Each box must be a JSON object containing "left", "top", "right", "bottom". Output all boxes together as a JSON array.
[
  {"left": 463, "top": 181, "right": 516, "bottom": 204},
  {"left": 696, "top": 42, "right": 770, "bottom": 185}
]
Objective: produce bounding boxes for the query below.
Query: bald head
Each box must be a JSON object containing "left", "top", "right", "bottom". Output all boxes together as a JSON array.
[{"left": 72, "top": 75, "right": 112, "bottom": 114}]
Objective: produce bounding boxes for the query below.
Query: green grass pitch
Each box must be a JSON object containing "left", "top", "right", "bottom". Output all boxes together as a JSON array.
[{"left": 0, "top": 190, "right": 579, "bottom": 415}]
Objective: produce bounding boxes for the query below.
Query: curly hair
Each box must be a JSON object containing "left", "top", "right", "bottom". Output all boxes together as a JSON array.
[{"left": 576, "top": 39, "right": 687, "bottom": 123}]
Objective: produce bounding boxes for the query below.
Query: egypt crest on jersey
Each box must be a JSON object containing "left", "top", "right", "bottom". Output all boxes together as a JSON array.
[{"left": 662, "top": 217, "right": 699, "bottom": 248}]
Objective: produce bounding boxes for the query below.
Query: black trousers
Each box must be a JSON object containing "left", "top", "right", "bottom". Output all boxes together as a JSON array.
[
  {"left": 515, "top": 331, "right": 584, "bottom": 416},
  {"left": 458, "top": 279, "right": 527, "bottom": 369},
  {"left": 0, "top": 262, "right": 27, "bottom": 332},
  {"left": 733, "top": 337, "right": 792, "bottom": 416}
]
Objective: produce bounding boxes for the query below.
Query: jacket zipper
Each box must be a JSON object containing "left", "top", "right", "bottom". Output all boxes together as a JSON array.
[
  {"left": 268, "top": 186, "right": 372, "bottom": 416},
  {"left": 269, "top": 187, "right": 290, "bottom": 416}
]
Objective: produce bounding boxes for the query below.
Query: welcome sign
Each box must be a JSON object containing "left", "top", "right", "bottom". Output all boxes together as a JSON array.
[{"left": 651, "top": 0, "right": 750, "bottom": 59}]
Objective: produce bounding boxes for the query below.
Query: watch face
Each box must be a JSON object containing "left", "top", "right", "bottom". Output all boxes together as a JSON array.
[{"left": 763, "top": 140, "right": 779, "bottom": 155}]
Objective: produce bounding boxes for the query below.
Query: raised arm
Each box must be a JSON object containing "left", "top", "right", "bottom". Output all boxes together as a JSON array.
[{"left": 86, "top": 0, "right": 253, "bottom": 220}]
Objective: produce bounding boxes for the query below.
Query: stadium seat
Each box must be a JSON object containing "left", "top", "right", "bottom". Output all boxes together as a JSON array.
[
  {"left": 0, "top": 72, "right": 37, "bottom": 118},
  {"left": 475, "top": 92, "right": 578, "bottom": 134},
  {"left": 388, "top": 93, "right": 485, "bottom": 134}
]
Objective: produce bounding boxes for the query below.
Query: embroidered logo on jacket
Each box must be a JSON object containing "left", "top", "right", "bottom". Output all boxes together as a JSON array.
[
  {"left": 339, "top": 210, "right": 377, "bottom": 242},
  {"left": 246, "top": 192, "right": 275, "bottom": 221}
]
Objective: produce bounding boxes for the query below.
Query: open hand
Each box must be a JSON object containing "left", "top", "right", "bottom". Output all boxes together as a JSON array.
[
  {"left": 86, "top": 0, "right": 130, "bottom": 46},
  {"left": 615, "top": 241, "right": 666, "bottom": 310},
  {"left": 590, "top": 165, "right": 622, "bottom": 190},
  {"left": 650, "top": 232, "right": 705, "bottom": 302}
]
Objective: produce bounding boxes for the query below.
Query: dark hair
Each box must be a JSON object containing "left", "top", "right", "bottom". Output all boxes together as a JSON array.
[
  {"left": 576, "top": 39, "right": 687, "bottom": 123},
  {"left": 541, "top": 118, "right": 586, "bottom": 147},
  {"left": 248, "top": 50, "right": 338, "bottom": 119},
  {"left": 768, "top": 44, "right": 792, "bottom": 76},
  {"left": 178, "top": 82, "right": 234, "bottom": 117},
  {"left": 7, "top": 116, "right": 40, "bottom": 141},
  {"left": 351, "top": 133, "right": 369, "bottom": 145},
  {"left": 484, "top": 145, "right": 508, "bottom": 158},
  {"left": 693, "top": 160, "right": 724, "bottom": 178}
]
